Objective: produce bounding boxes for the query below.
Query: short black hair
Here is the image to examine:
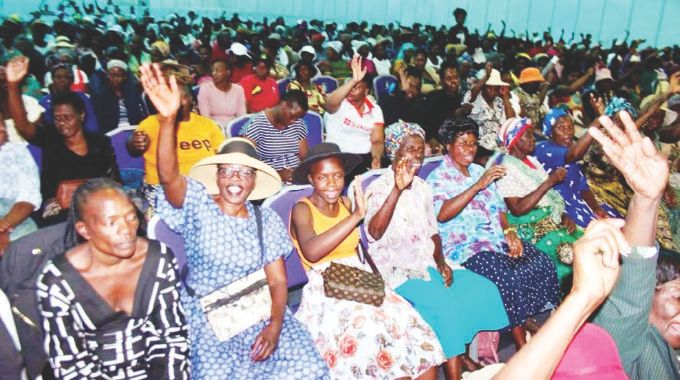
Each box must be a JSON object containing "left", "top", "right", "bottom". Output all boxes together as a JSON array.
[
  {"left": 51, "top": 91, "right": 85, "bottom": 115},
  {"left": 453, "top": 8, "right": 467, "bottom": 18},
  {"left": 293, "top": 61, "right": 318, "bottom": 79},
  {"left": 657, "top": 253, "right": 680, "bottom": 285},
  {"left": 439, "top": 61, "right": 458, "bottom": 79},
  {"left": 281, "top": 89, "right": 309, "bottom": 112},
  {"left": 404, "top": 66, "right": 422, "bottom": 80}
]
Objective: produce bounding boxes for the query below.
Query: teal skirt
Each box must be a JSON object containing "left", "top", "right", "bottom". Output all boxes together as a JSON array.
[{"left": 395, "top": 267, "right": 509, "bottom": 358}]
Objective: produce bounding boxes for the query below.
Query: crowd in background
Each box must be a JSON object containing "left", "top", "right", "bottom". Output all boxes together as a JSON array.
[{"left": 1, "top": 1, "right": 680, "bottom": 379}]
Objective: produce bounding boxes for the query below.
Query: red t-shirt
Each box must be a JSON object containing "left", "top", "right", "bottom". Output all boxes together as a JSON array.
[
  {"left": 240, "top": 74, "right": 280, "bottom": 113},
  {"left": 210, "top": 41, "right": 229, "bottom": 63},
  {"left": 229, "top": 63, "right": 254, "bottom": 84}
]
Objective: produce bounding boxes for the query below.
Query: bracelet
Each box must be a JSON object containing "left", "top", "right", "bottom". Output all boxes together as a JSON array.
[{"left": 503, "top": 227, "right": 516, "bottom": 235}]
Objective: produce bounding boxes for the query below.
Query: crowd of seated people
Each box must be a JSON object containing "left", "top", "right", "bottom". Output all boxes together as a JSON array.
[{"left": 1, "top": 3, "right": 680, "bottom": 379}]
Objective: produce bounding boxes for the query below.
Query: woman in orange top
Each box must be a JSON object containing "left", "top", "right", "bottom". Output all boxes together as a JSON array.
[{"left": 290, "top": 143, "right": 446, "bottom": 380}]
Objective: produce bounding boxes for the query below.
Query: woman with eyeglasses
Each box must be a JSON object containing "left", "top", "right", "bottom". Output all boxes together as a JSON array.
[
  {"left": 7, "top": 57, "right": 120, "bottom": 226},
  {"left": 39, "top": 64, "right": 99, "bottom": 134}
]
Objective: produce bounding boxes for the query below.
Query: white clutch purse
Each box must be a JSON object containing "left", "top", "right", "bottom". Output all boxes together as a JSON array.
[{"left": 199, "top": 268, "right": 271, "bottom": 342}]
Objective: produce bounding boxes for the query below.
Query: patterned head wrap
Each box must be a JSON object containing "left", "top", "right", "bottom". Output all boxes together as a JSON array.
[
  {"left": 498, "top": 117, "right": 533, "bottom": 149},
  {"left": 384, "top": 120, "right": 426, "bottom": 161},
  {"left": 439, "top": 117, "right": 479, "bottom": 145},
  {"left": 604, "top": 97, "right": 638, "bottom": 118},
  {"left": 542, "top": 107, "right": 570, "bottom": 138}
]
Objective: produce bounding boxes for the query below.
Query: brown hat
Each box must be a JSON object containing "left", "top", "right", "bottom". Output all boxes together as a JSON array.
[{"left": 292, "top": 143, "right": 362, "bottom": 184}]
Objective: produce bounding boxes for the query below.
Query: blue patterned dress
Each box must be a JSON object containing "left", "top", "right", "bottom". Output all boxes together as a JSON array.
[
  {"left": 534, "top": 141, "right": 619, "bottom": 228},
  {"left": 427, "top": 156, "right": 559, "bottom": 326},
  {"left": 156, "top": 178, "right": 329, "bottom": 379}
]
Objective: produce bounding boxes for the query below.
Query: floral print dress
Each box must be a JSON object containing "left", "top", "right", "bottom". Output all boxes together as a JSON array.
[{"left": 293, "top": 198, "right": 446, "bottom": 379}]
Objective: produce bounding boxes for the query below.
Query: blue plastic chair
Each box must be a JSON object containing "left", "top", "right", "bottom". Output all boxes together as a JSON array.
[
  {"left": 228, "top": 114, "right": 253, "bottom": 137},
  {"left": 27, "top": 144, "right": 42, "bottom": 173},
  {"left": 262, "top": 185, "right": 314, "bottom": 291},
  {"left": 373, "top": 75, "right": 398, "bottom": 102},
  {"left": 302, "top": 111, "right": 324, "bottom": 148},
  {"left": 277, "top": 78, "right": 291, "bottom": 97},
  {"left": 106, "top": 126, "right": 144, "bottom": 171},
  {"left": 312, "top": 76, "right": 339, "bottom": 94},
  {"left": 417, "top": 155, "right": 444, "bottom": 180}
]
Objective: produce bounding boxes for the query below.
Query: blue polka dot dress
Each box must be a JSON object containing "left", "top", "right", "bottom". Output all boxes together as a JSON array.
[{"left": 156, "top": 178, "right": 329, "bottom": 379}]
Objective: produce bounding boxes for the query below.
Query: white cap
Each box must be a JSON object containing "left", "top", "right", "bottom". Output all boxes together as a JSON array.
[
  {"left": 106, "top": 59, "right": 128, "bottom": 71},
  {"left": 227, "top": 42, "right": 251, "bottom": 58},
  {"left": 298, "top": 45, "right": 316, "bottom": 59}
]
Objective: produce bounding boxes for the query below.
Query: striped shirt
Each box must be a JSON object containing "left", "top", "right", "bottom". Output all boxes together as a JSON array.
[{"left": 242, "top": 111, "right": 307, "bottom": 170}]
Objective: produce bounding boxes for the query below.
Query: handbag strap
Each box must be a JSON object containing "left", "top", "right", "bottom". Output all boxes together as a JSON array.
[
  {"left": 181, "top": 205, "right": 265, "bottom": 297},
  {"left": 358, "top": 236, "right": 381, "bottom": 276}
]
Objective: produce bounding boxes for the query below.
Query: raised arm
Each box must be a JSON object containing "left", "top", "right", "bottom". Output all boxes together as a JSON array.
[
  {"left": 323, "top": 55, "right": 366, "bottom": 114},
  {"left": 496, "top": 219, "right": 630, "bottom": 379},
  {"left": 138, "top": 64, "right": 187, "bottom": 208},
  {"left": 5, "top": 57, "right": 37, "bottom": 140},
  {"left": 469, "top": 63, "right": 492, "bottom": 103},
  {"left": 568, "top": 67, "right": 595, "bottom": 93},
  {"left": 367, "top": 158, "right": 415, "bottom": 240},
  {"left": 291, "top": 187, "right": 364, "bottom": 263}
]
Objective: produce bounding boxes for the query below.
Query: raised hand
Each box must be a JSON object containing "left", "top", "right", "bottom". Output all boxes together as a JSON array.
[
  {"left": 548, "top": 167, "right": 567, "bottom": 185},
  {"left": 589, "top": 93, "right": 605, "bottom": 116},
  {"left": 138, "top": 64, "right": 181, "bottom": 121},
  {"left": 394, "top": 157, "right": 417, "bottom": 191},
  {"left": 571, "top": 219, "right": 630, "bottom": 304},
  {"left": 475, "top": 165, "right": 506, "bottom": 190},
  {"left": 352, "top": 179, "right": 367, "bottom": 219},
  {"left": 589, "top": 112, "right": 669, "bottom": 200},
  {"left": 5, "top": 56, "right": 29, "bottom": 84},
  {"left": 350, "top": 54, "right": 367, "bottom": 84}
]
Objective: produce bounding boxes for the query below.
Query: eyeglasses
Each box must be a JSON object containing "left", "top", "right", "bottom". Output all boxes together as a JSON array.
[{"left": 217, "top": 166, "right": 256, "bottom": 179}]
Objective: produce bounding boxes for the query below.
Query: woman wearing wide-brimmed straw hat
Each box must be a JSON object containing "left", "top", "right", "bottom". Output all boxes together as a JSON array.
[{"left": 138, "top": 63, "right": 329, "bottom": 379}]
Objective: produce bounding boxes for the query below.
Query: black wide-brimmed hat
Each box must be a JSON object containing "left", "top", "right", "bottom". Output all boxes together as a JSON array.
[{"left": 292, "top": 143, "right": 362, "bottom": 184}]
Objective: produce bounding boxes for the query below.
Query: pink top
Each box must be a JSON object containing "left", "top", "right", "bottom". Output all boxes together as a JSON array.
[{"left": 197, "top": 81, "right": 247, "bottom": 129}]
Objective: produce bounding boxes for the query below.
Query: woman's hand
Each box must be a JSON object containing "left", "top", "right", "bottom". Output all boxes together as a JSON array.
[
  {"left": 352, "top": 179, "right": 367, "bottom": 220},
  {"left": 0, "top": 219, "right": 12, "bottom": 235},
  {"left": 594, "top": 207, "right": 609, "bottom": 219},
  {"left": 547, "top": 167, "right": 567, "bottom": 185},
  {"left": 588, "top": 112, "right": 669, "bottom": 200},
  {"left": 571, "top": 218, "right": 630, "bottom": 306},
  {"left": 5, "top": 56, "right": 29, "bottom": 85},
  {"left": 393, "top": 157, "right": 417, "bottom": 191},
  {"left": 437, "top": 262, "right": 454, "bottom": 287},
  {"left": 561, "top": 214, "right": 577, "bottom": 234},
  {"left": 475, "top": 165, "right": 506, "bottom": 191},
  {"left": 251, "top": 323, "right": 281, "bottom": 362},
  {"left": 42, "top": 198, "right": 62, "bottom": 218},
  {"left": 350, "top": 54, "right": 367, "bottom": 85},
  {"left": 277, "top": 168, "right": 293, "bottom": 183},
  {"left": 505, "top": 230, "right": 524, "bottom": 257},
  {"left": 371, "top": 156, "right": 381, "bottom": 170},
  {"left": 138, "top": 63, "right": 181, "bottom": 122},
  {"left": 589, "top": 94, "right": 605, "bottom": 116},
  {"left": 130, "top": 131, "right": 150, "bottom": 153}
]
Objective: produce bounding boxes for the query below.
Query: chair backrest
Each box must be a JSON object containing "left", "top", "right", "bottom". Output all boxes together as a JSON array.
[
  {"left": 262, "top": 185, "right": 314, "bottom": 290},
  {"left": 228, "top": 114, "right": 253, "bottom": 138},
  {"left": 277, "top": 78, "right": 291, "bottom": 97},
  {"left": 105, "top": 126, "right": 144, "bottom": 170},
  {"left": 147, "top": 215, "right": 187, "bottom": 268},
  {"left": 302, "top": 111, "right": 324, "bottom": 148},
  {"left": 27, "top": 144, "right": 42, "bottom": 173},
  {"left": 312, "top": 76, "right": 339, "bottom": 93},
  {"left": 373, "top": 75, "right": 398, "bottom": 102},
  {"left": 418, "top": 155, "right": 444, "bottom": 180}
]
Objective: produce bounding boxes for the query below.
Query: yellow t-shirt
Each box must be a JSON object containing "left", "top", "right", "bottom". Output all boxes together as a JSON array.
[{"left": 138, "top": 112, "right": 225, "bottom": 185}]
